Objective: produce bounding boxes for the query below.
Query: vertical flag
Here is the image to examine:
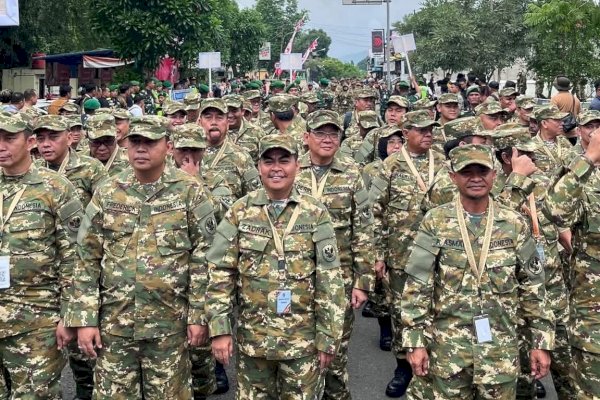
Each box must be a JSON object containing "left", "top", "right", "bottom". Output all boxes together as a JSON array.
[
  {"left": 275, "top": 14, "right": 306, "bottom": 77},
  {"left": 301, "top": 38, "right": 319, "bottom": 64}
]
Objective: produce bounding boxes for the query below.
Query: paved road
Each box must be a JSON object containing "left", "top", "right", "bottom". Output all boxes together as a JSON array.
[{"left": 61, "top": 310, "right": 557, "bottom": 399}]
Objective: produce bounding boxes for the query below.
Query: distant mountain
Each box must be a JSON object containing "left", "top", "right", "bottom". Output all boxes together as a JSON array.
[{"left": 335, "top": 50, "right": 369, "bottom": 64}]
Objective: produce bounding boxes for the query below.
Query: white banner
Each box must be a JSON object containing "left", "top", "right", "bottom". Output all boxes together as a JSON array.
[
  {"left": 259, "top": 42, "right": 271, "bottom": 61},
  {"left": 0, "top": 0, "right": 19, "bottom": 26},
  {"left": 279, "top": 53, "right": 303, "bottom": 71},
  {"left": 198, "top": 52, "right": 221, "bottom": 69},
  {"left": 391, "top": 33, "right": 417, "bottom": 53}
]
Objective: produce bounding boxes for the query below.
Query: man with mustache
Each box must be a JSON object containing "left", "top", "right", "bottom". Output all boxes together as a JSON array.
[
  {"left": 295, "top": 110, "right": 375, "bottom": 399},
  {"left": 223, "top": 94, "right": 265, "bottom": 164},
  {"left": 206, "top": 134, "right": 345, "bottom": 399},
  {"left": 370, "top": 111, "right": 445, "bottom": 398}
]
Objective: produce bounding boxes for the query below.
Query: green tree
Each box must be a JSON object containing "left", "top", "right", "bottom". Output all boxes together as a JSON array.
[
  {"left": 293, "top": 29, "right": 332, "bottom": 58},
  {"left": 356, "top": 57, "right": 369, "bottom": 72},
  {"left": 305, "top": 57, "right": 364, "bottom": 80},
  {"left": 229, "top": 9, "right": 268, "bottom": 75},
  {"left": 89, "top": 0, "right": 224, "bottom": 72}
]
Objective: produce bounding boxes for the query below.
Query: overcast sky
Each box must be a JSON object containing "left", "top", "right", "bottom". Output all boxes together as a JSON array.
[{"left": 235, "top": 0, "right": 422, "bottom": 61}]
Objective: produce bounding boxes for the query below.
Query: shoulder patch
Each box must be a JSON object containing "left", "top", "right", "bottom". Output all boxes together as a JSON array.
[{"left": 322, "top": 243, "right": 337, "bottom": 262}]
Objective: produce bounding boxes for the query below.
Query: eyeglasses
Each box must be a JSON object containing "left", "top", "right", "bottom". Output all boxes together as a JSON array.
[
  {"left": 90, "top": 138, "right": 116, "bottom": 147},
  {"left": 310, "top": 131, "right": 341, "bottom": 141}
]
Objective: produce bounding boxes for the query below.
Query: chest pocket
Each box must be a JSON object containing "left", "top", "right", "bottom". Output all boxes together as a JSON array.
[
  {"left": 285, "top": 233, "right": 314, "bottom": 280},
  {"left": 9, "top": 211, "right": 53, "bottom": 254},
  {"left": 151, "top": 208, "right": 192, "bottom": 256},
  {"left": 436, "top": 243, "right": 467, "bottom": 292},
  {"left": 322, "top": 187, "right": 352, "bottom": 229},
  {"left": 103, "top": 212, "right": 137, "bottom": 257},
  {"left": 238, "top": 232, "right": 270, "bottom": 276},
  {"left": 485, "top": 247, "right": 518, "bottom": 294}
]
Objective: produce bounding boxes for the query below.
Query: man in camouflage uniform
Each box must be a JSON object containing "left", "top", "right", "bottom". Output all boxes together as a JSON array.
[
  {"left": 300, "top": 92, "right": 319, "bottom": 119},
  {"left": 572, "top": 110, "right": 600, "bottom": 155},
  {"left": 206, "top": 134, "right": 346, "bottom": 399},
  {"left": 334, "top": 83, "right": 354, "bottom": 115},
  {"left": 65, "top": 115, "right": 89, "bottom": 154},
  {"left": 498, "top": 87, "right": 519, "bottom": 119},
  {"left": 369, "top": 111, "right": 445, "bottom": 398},
  {"left": 164, "top": 102, "right": 189, "bottom": 128},
  {"left": 431, "top": 93, "right": 461, "bottom": 154},
  {"left": 343, "top": 88, "right": 378, "bottom": 139},
  {"left": 340, "top": 110, "right": 381, "bottom": 160},
  {"left": 65, "top": 118, "right": 217, "bottom": 399},
  {"left": 0, "top": 114, "right": 83, "bottom": 399},
  {"left": 532, "top": 105, "right": 577, "bottom": 175},
  {"left": 139, "top": 78, "right": 156, "bottom": 115},
  {"left": 318, "top": 78, "right": 335, "bottom": 110},
  {"left": 543, "top": 131, "right": 600, "bottom": 400},
  {"left": 476, "top": 101, "right": 509, "bottom": 131},
  {"left": 295, "top": 111, "right": 375, "bottom": 399},
  {"left": 265, "top": 95, "right": 306, "bottom": 152},
  {"left": 223, "top": 94, "right": 265, "bottom": 163},
  {"left": 413, "top": 98, "right": 437, "bottom": 119},
  {"left": 87, "top": 114, "right": 130, "bottom": 177},
  {"left": 244, "top": 90, "right": 271, "bottom": 131},
  {"left": 184, "top": 92, "right": 202, "bottom": 124},
  {"left": 402, "top": 144, "right": 555, "bottom": 399},
  {"left": 33, "top": 115, "right": 107, "bottom": 208},
  {"left": 513, "top": 96, "right": 537, "bottom": 128}
]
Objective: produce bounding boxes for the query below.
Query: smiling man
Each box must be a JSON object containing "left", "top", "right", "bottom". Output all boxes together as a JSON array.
[
  {"left": 206, "top": 134, "right": 345, "bottom": 399},
  {"left": 223, "top": 94, "right": 265, "bottom": 163}
]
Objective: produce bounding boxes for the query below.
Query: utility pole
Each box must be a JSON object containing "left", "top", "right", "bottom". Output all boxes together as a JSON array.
[{"left": 386, "top": 0, "right": 392, "bottom": 90}]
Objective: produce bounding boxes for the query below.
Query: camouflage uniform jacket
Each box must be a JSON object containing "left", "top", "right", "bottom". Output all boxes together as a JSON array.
[
  {"left": 339, "top": 133, "right": 364, "bottom": 160},
  {"left": 228, "top": 119, "right": 265, "bottom": 163},
  {"left": 139, "top": 89, "right": 156, "bottom": 115},
  {"left": 370, "top": 149, "right": 446, "bottom": 266},
  {"left": 201, "top": 139, "right": 262, "bottom": 211},
  {"left": 64, "top": 165, "right": 217, "bottom": 340},
  {"left": 265, "top": 125, "right": 306, "bottom": 155},
  {"left": 0, "top": 163, "right": 83, "bottom": 339},
  {"left": 39, "top": 149, "right": 107, "bottom": 208},
  {"left": 353, "top": 125, "right": 392, "bottom": 166},
  {"left": 361, "top": 159, "right": 384, "bottom": 190},
  {"left": 402, "top": 201, "right": 555, "bottom": 383},
  {"left": 295, "top": 153, "right": 375, "bottom": 292},
  {"left": 334, "top": 92, "right": 353, "bottom": 115},
  {"left": 543, "top": 155, "right": 600, "bottom": 353},
  {"left": 249, "top": 110, "right": 271, "bottom": 131},
  {"left": 206, "top": 188, "right": 346, "bottom": 359},
  {"left": 532, "top": 134, "right": 577, "bottom": 175}
]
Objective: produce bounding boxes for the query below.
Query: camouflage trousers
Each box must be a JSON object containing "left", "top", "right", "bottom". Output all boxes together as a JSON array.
[
  {"left": 367, "top": 278, "right": 390, "bottom": 318},
  {"left": 236, "top": 351, "right": 324, "bottom": 400},
  {"left": 432, "top": 367, "right": 516, "bottom": 399},
  {"left": 323, "top": 299, "right": 354, "bottom": 400},
  {"left": 189, "top": 345, "right": 216, "bottom": 397},
  {"left": 0, "top": 326, "right": 65, "bottom": 399},
  {"left": 94, "top": 331, "right": 192, "bottom": 400},
  {"left": 571, "top": 347, "right": 600, "bottom": 399},
  {"left": 388, "top": 268, "right": 408, "bottom": 358},
  {"left": 68, "top": 340, "right": 95, "bottom": 400},
  {"left": 406, "top": 375, "right": 434, "bottom": 400}
]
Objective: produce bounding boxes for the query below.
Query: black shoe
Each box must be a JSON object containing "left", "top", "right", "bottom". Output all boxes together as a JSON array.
[
  {"left": 361, "top": 300, "right": 377, "bottom": 318},
  {"left": 214, "top": 361, "right": 229, "bottom": 395},
  {"left": 378, "top": 317, "right": 392, "bottom": 352},
  {"left": 534, "top": 380, "right": 546, "bottom": 398},
  {"left": 385, "top": 359, "right": 413, "bottom": 398}
]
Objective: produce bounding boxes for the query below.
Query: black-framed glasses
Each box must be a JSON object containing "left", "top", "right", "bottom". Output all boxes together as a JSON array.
[{"left": 310, "top": 130, "right": 341, "bottom": 141}]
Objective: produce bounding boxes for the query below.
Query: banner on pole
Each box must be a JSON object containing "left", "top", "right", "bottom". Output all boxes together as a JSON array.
[
  {"left": 0, "top": 0, "right": 19, "bottom": 26},
  {"left": 280, "top": 53, "right": 303, "bottom": 71},
  {"left": 197, "top": 52, "right": 221, "bottom": 69},
  {"left": 259, "top": 42, "right": 271, "bottom": 61},
  {"left": 391, "top": 33, "right": 416, "bottom": 53}
]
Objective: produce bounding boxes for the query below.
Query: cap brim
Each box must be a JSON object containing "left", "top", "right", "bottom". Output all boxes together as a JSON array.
[
  {"left": 360, "top": 122, "right": 380, "bottom": 129},
  {"left": 200, "top": 106, "right": 228, "bottom": 114},
  {"left": 515, "top": 142, "right": 541, "bottom": 152},
  {"left": 388, "top": 100, "right": 408, "bottom": 108},
  {"left": 259, "top": 145, "right": 295, "bottom": 158},
  {"left": 310, "top": 121, "right": 343, "bottom": 131},
  {"left": 453, "top": 159, "right": 494, "bottom": 171},
  {"left": 185, "top": 104, "right": 200, "bottom": 110},
  {"left": 0, "top": 124, "right": 27, "bottom": 133},
  {"left": 33, "top": 125, "right": 67, "bottom": 133},
  {"left": 124, "top": 132, "right": 166, "bottom": 140},
  {"left": 89, "top": 131, "right": 116, "bottom": 140},
  {"left": 174, "top": 141, "right": 206, "bottom": 149},
  {"left": 408, "top": 120, "right": 440, "bottom": 128}
]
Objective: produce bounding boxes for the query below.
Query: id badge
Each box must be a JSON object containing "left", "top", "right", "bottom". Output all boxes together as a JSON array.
[
  {"left": 473, "top": 314, "right": 493, "bottom": 344},
  {"left": 0, "top": 256, "right": 10, "bottom": 289},
  {"left": 276, "top": 289, "right": 292, "bottom": 315}
]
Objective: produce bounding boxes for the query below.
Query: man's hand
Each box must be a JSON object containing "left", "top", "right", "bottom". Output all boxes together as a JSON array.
[
  {"left": 407, "top": 347, "right": 429, "bottom": 376},
  {"left": 77, "top": 327, "right": 102, "bottom": 358},
  {"left": 211, "top": 335, "right": 233, "bottom": 366},
  {"left": 180, "top": 156, "right": 200, "bottom": 176},
  {"left": 56, "top": 320, "right": 75, "bottom": 350},
  {"left": 584, "top": 128, "right": 600, "bottom": 164},
  {"left": 374, "top": 260, "right": 386, "bottom": 280},
  {"left": 511, "top": 147, "right": 537, "bottom": 177},
  {"left": 351, "top": 288, "right": 368, "bottom": 309},
  {"left": 187, "top": 324, "right": 208, "bottom": 347},
  {"left": 558, "top": 229, "right": 573, "bottom": 254},
  {"left": 530, "top": 349, "right": 551, "bottom": 380},
  {"left": 318, "top": 351, "right": 335, "bottom": 370}
]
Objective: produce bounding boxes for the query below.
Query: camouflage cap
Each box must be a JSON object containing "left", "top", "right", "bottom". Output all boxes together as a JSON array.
[
  {"left": 388, "top": 95, "right": 409, "bottom": 109},
  {"left": 125, "top": 120, "right": 167, "bottom": 141},
  {"left": 129, "top": 115, "right": 170, "bottom": 130},
  {"left": 95, "top": 108, "right": 113, "bottom": 115},
  {"left": 413, "top": 98, "right": 437, "bottom": 110},
  {"left": 307, "top": 110, "right": 343, "bottom": 131},
  {"left": 59, "top": 102, "right": 81, "bottom": 113},
  {"left": 164, "top": 101, "right": 188, "bottom": 116},
  {"left": 475, "top": 101, "right": 508, "bottom": 116},
  {"left": 516, "top": 95, "right": 536, "bottom": 110},
  {"left": 32, "top": 115, "right": 68, "bottom": 133},
  {"left": 171, "top": 124, "right": 206, "bottom": 149},
  {"left": 533, "top": 104, "right": 569, "bottom": 121},
  {"left": 243, "top": 90, "right": 262, "bottom": 100},
  {"left": 499, "top": 87, "right": 519, "bottom": 97},
  {"left": 258, "top": 134, "right": 297, "bottom": 158},
  {"left": 200, "top": 98, "right": 228, "bottom": 114},
  {"left": 577, "top": 109, "right": 600, "bottom": 126},
  {"left": 438, "top": 93, "right": 461, "bottom": 104},
  {"left": 87, "top": 114, "right": 116, "bottom": 140},
  {"left": 242, "top": 100, "right": 253, "bottom": 112},
  {"left": 401, "top": 111, "right": 440, "bottom": 129},
  {"left": 444, "top": 116, "right": 485, "bottom": 140},
  {"left": 268, "top": 94, "right": 298, "bottom": 113},
  {"left": 112, "top": 109, "right": 132, "bottom": 120},
  {"left": 353, "top": 88, "right": 378, "bottom": 100},
  {"left": 183, "top": 92, "right": 202, "bottom": 110},
  {"left": 300, "top": 92, "right": 319, "bottom": 104},
  {"left": 449, "top": 144, "right": 495, "bottom": 171},
  {"left": 358, "top": 110, "right": 381, "bottom": 129},
  {"left": 493, "top": 124, "right": 540, "bottom": 152},
  {"left": 0, "top": 113, "right": 28, "bottom": 133},
  {"left": 65, "top": 114, "right": 83, "bottom": 129},
  {"left": 380, "top": 125, "right": 403, "bottom": 139},
  {"left": 223, "top": 94, "right": 244, "bottom": 109}
]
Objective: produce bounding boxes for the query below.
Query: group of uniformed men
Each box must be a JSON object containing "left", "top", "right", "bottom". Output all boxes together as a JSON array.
[{"left": 0, "top": 74, "right": 598, "bottom": 400}]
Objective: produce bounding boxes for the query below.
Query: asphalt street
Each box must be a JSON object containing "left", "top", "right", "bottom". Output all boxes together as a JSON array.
[{"left": 61, "top": 309, "right": 557, "bottom": 399}]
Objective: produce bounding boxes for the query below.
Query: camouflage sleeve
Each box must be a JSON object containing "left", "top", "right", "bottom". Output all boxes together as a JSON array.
[
  {"left": 54, "top": 182, "right": 84, "bottom": 318},
  {"left": 205, "top": 208, "right": 240, "bottom": 337},
  {"left": 351, "top": 177, "right": 375, "bottom": 291},
  {"left": 188, "top": 185, "right": 217, "bottom": 326},
  {"left": 401, "top": 214, "right": 439, "bottom": 348},
  {"left": 494, "top": 172, "right": 535, "bottom": 211},
  {"left": 369, "top": 166, "right": 390, "bottom": 262},
  {"left": 542, "top": 155, "right": 593, "bottom": 229},
  {"left": 515, "top": 217, "right": 556, "bottom": 350},
  {"left": 354, "top": 131, "right": 375, "bottom": 166},
  {"left": 90, "top": 160, "right": 109, "bottom": 194},
  {"left": 64, "top": 195, "right": 103, "bottom": 327},
  {"left": 423, "top": 168, "right": 455, "bottom": 212},
  {"left": 240, "top": 155, "right": 262, "bottom": 195},
  {"left": 313, "top": 209, "right": 346, "bottom": 355}
]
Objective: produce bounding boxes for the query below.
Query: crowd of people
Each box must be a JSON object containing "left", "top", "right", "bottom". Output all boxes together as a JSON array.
[{"left": 0, "top": 70, "right": 597, "bottom": 400}]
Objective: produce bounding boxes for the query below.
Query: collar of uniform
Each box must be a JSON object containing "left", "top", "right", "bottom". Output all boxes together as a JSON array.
[
  {"left": 115, "top": 162, "right": 182, "bottom": 185},
  {"left": 299, "top": 151, "right": 347, "bottom": 172},
  {"left": 251, "top": 187, "right": 302, "bottom": 206},
  {"left": 64, "top": 148, "right": 83, "bottom": 171},
  {"left": 1, "top": 161, "right": 44, "bottom": 184},
  {"left": 442, "top": 196, "right": 507, "bottom": 222}
]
